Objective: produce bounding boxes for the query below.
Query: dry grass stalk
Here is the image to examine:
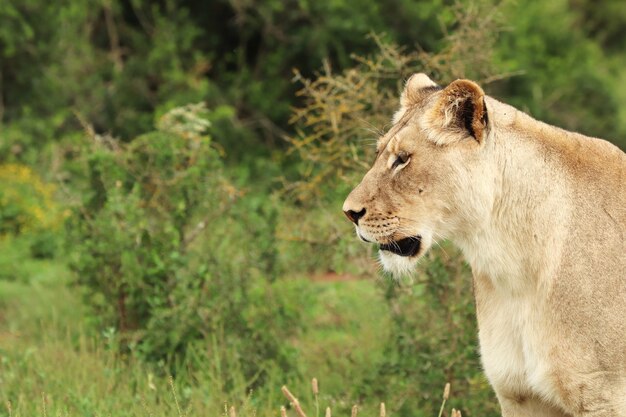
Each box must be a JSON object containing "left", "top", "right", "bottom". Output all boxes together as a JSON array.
[
  {"left": 281, "top": 385, "right": 308, "bottom": 417},
  {"left": 41, "top": 392, "right": 47, "bottom": 417},
  {"left": 139, "top": 394, "right": 154, "bottom": 417},
  {"left": 312, "top": 378, "right": 320, "bottom": 417},
  {"left": 168, "top": 376, "right": 183, "bottom": 417},
  {"left": 437, "top": 383, "right": 451, "bottom": 417},
  {"left": 229, "top": 406, "right": 237, "bottom": 417},
  {"left": 282, "top": 379, "right": 463, "bottom": 417}
]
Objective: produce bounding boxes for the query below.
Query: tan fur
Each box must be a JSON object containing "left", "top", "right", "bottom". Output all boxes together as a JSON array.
[{"left": 343, "top": 74, "right": 626, "bottom": 416}]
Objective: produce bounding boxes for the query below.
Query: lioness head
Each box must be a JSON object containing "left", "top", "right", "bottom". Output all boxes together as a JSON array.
[{"left": 343, "top": 73, "right": 493, "bottom": 275}]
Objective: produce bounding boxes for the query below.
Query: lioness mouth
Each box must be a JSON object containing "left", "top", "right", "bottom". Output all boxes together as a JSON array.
[{"left": 379, "top": 236, "right": 421, "bottom": 257}]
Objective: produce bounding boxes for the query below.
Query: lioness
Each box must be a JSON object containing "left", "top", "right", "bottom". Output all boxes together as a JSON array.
[{"left": 343, "top": 74, "right": 626, "bottom": 416}]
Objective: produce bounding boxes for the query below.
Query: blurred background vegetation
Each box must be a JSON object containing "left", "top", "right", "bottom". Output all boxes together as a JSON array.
[{"left": 1, "top": 0, "right": 625, "bottom": 416}]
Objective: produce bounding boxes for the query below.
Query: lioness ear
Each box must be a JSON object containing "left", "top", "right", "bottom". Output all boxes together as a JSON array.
[
  {"left": 425, "top": 79, "right": 488, "bottom": 144},
  {"left": 400, "top": 73, "right": 439, "bottom": 107},
  {"left": 393, "top": 73, "right": 441, "bottom": 124}
]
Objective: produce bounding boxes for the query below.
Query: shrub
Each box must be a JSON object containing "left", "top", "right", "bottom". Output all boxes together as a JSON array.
[{"left": 69, "top": 104, "right": 304, "bottom": 388}]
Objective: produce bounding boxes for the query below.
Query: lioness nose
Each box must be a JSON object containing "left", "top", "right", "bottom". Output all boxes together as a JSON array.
[{"left": 344, "top": 208, "right": 366, "bottom": 225}]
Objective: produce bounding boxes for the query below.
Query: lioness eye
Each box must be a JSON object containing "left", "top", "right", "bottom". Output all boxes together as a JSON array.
[{"left": 392, "top": 151, "right": 410, "bottom": 169}]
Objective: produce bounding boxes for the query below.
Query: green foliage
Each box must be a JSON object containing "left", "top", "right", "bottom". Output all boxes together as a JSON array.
[
  {"left": 0, "top": 0, "right": 213, "bottom": 166},
  {"left": 70, "top": 103, "right": 223, "bottom": 334},
  {"left": 570, "top": 0, "right": 626, "bottom": 53},
  {"left": 68, "top": 104, "right": 303, "bottom": 388},
  {"left": 492, "top": 0, "right": 624, "bottom": 145}
]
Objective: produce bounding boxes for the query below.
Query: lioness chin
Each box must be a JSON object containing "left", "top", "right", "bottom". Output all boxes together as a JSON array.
[{"left": 343, "top": 74, "right": 626, "bottom": 417}]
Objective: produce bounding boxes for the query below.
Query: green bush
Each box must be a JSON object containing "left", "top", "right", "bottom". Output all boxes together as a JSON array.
[{"left": 69, "top": 104, "right": 304, "bottom": 388}]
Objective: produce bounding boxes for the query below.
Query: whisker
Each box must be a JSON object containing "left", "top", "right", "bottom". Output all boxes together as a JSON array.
[
  {"left": 355, "top": 135, "right": 378, "bottom": 142},
  {"left": 356, "top": 117, "right": 387, "bottom": 137},
  {"left": 429, "top": 230, "right": 451, "bottom": 258}
]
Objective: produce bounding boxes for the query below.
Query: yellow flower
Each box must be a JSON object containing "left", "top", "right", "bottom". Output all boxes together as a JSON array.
[{"left": 0, "top": 163, "right": 65, "bottom": 236}]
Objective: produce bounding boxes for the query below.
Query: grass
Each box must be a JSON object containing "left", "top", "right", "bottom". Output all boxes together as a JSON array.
[
  {"left": 0, "top": 268, "right": 289, "bottom": 417},
  {"left": 0, "top": 238, "right": 218, "bottom": 416},
  {"left": 0, "top": 237, "right": 393, "bottom": 417},
  {"left": 0, "top": 236, "right": 488, "bottom": 416},
  {"left": 0, "top": 236, "right": 66, "bottom": 284},
  {"left": 294, "top": 279, "right": 391, "bottom": 396}
]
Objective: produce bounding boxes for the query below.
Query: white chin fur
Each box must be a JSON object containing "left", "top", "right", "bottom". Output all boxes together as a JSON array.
[{"left": 378, "top": 251, "right": 418, "bottom": 277}]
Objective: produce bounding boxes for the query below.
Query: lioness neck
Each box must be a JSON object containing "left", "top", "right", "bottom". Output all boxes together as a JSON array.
[{"left": 455, "top": 98, "right": 577, "bottom": 294}]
